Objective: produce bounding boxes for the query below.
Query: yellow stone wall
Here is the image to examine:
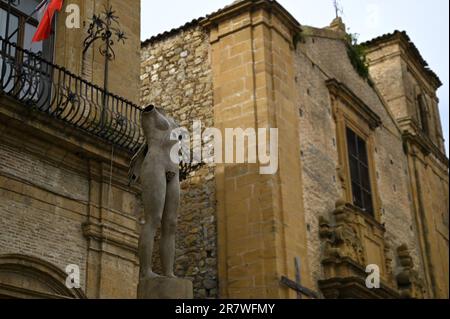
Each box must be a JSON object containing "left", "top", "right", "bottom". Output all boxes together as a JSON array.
[
  {"left": 54, "top": 0, "right": 141, "bottom": 103},
  {"left": 202, "top": 2, "right": 312, "bottom": 298},
  {"left": 405, "top": 147, "right": 449, "bottom": 298},
  {"left": 367, "top": 35, "right": 449, "bottom": 299}
]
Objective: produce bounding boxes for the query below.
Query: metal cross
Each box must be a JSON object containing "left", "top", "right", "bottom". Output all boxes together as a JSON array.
[{"left": 333, "top": 0, "right": 344, "bottom": 18}]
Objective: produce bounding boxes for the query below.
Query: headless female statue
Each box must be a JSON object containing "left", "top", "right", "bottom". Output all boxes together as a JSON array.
[{"left": 129, "top": 104, "right": 181, "bottom": 280}]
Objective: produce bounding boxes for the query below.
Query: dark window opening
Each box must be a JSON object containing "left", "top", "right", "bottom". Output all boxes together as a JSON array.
[
  {"left": 0, "top": 0, "right": 54, "bottom": 60},
  {"left": 1, "top": 1, "right": 54, "bottom": 99},
  {"left": 346, "top": 127, "right": 374, "bottom": 215},
  {"left": 417, "top": 94, "right": 430, "bottom": 136}
]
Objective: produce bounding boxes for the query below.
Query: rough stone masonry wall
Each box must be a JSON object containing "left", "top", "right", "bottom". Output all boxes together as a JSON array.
[
  {"left": 140, "top": 25, "right": 217, "bottom": 299},
  {"left": 294, "top": 38, "right": 341, "bottom": 292},
  {"left": 366, "top": 42, "right": 445, "bottom": 153},
  {"left": 295, "top": 31, "right": 425, "bottom": 292}
]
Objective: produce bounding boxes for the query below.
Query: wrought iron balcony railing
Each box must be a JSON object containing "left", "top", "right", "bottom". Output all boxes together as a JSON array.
[{"left": 0, "top": 36, "right": 144, "bottom": 152}]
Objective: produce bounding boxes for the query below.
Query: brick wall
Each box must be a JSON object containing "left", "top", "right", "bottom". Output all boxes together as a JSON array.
[
  {"left": 205, "top": 6, "right": 313, "bottom": 298},
  {"left": 0, "top": 141, "right": 89, "bottom": 289},
  {"left": 0, "top": 100, "right": 143, "bottom": 298},
  {"left": 0, "top": 0, "right": 143, "bottom": 299}
]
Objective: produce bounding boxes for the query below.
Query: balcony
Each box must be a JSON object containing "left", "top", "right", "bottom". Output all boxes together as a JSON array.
[{"left": 0, "top": 36, "right": 144, "bottom": 153}]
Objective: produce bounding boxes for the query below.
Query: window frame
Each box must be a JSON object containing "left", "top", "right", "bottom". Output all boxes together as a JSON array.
[
  {"left": 345, "top": 126, "right": 375, "bottom": 216},
  {"left": 1, "top": 1, "right": 55, "bottom": 100},
  {"left": 0, "top": 1, "right": 54, "bottom": 61},
  {"left": 417, "top": 93, "right": 430, "bottom": 136},
  {"left": 328, "top": 79, "right": 382, "bottom": 223},
  {"left": 0, "top": 1, "right": 39, "bottom": 47}
]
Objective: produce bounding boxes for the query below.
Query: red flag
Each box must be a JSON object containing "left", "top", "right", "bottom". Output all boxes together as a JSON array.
[{"left": 32, "top": 0, "right": 64, "bottom": 42}]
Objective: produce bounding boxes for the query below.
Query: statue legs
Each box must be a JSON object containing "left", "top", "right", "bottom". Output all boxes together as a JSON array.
[
  {"left": 139, "top": 168, "right": 179, "bottom": 280},
  {"left": 160, "top": 175, "right": 180, "bottom": 278},
  {"left": 139, "top": 167, "right": 165, "bottom": 279}
]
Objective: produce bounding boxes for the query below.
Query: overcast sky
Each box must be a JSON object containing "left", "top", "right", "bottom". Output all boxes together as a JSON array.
[{"left": 141, "top": 0, "right": 449, "bottom": 155}]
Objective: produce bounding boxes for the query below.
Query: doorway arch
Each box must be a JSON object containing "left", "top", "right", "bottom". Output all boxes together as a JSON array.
[{"left": 0, "top": 254, "right": 86, "bottom": 299}]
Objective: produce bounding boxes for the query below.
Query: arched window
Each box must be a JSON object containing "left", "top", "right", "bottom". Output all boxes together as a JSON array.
[
  {"left": 0, "top": 254, "right": 86, "bottom": 299},
  {"left": 417, "top": 93, "right": 430, "bottom": 135}
]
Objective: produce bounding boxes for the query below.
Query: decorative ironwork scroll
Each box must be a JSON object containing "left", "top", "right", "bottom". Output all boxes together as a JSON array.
[{"left": 0, "top": 36, "right": 144, "bottom": 152}]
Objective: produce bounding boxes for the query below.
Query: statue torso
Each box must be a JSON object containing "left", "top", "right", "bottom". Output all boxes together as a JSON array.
[{"left": 141, "top": 108, "right": 180, "bottom": 173}]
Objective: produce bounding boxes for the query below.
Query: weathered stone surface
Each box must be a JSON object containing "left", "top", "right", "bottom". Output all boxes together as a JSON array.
[
  {"left": 138, "top": 277, "right": 193, "bottom": 299},
  {"left": 140, "top": 1, "right": 448, "bottom": 300},
  {"left": 0, "top": 105, "right": 142, "bottom": 299},
  {"left": 133, "top": 106, "right": 181, "bottom": 281},
  {"left": 141, "top": 25, "right": 217, "bottom": 299},
  {"left": 0, "top": 0, "right": 142, "bottom": 299},
  {"left": 294, "top": 26, "right": 433, "bottom": 295},
  {"left": 365, "top": 32, "right": 449, "bottom": 298},
  {"left": 2, "top": 0, "right": 445, "bottom": 301},
  {"left": 54, "top": 0, "right": 141, "bottom": 103}
]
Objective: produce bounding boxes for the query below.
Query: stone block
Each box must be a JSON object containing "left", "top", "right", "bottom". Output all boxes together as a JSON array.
[{"left": 137, "top": 277, "right": 194, "bottom": 299}]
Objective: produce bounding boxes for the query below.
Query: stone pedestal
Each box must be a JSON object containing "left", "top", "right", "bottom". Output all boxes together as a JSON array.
[{"left": 137, "top": 277, "right": 193, "bottom": 299}]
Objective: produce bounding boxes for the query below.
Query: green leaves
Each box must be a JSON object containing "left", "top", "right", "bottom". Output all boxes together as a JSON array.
[{"left": 346, "top": 33, "right": 369, "bottom": 80}]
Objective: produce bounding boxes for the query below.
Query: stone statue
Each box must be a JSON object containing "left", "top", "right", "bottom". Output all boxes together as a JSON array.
[{"left": 129, "top": 104, "right": 192, "bottom": 299}]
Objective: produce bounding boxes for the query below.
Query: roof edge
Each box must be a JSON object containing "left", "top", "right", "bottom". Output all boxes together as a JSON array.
[
  {"left": 363, "top": 30, "right": 442, "bottom": 89},
  {"left": 200, "top": 0, "right": 301, "bottom": 30},
  {"left": 141, "top": 18, "right": 203, "bottom": 47},
  {"left": 141, "top": 0, "right": 301, "bottom": 48}
]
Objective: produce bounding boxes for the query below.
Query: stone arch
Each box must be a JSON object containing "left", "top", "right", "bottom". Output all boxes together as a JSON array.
[{"left": 0, "top": 254, "right": 86, "bottom": 299}]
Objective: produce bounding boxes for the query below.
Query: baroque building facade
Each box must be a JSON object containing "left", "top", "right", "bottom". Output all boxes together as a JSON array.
[
  {"left": 140, "top": 0, "right": 449, "bottom": 299},
  {"left": 0, "top": 0, "right": 448, "bottom": 299}
]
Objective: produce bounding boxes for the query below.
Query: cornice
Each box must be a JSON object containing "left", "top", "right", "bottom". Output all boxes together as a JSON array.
[
  {"left": 363, "top": 31, "right": 442, "bottom": 90},
  {"left": 402, "top": 131, "right": 449, "bottom": 166},
  {"left": 200, "top": 0, "right": 301, "bottom": 32},
  {"left": 326, "top": 79, "right": 382, "bottom": 130},
  {"left": 142, "top": 0, "right": 303, "bottom": 47}
]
